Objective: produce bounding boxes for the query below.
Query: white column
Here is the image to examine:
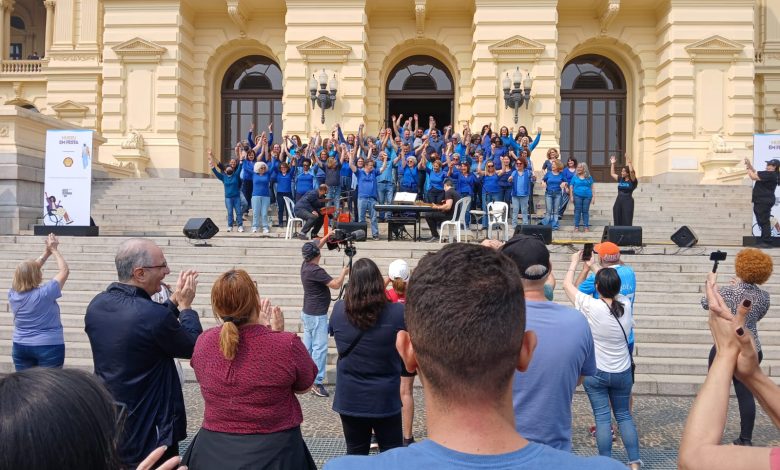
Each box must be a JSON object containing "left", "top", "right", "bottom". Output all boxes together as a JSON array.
[
  {"left": 44, "top": 0, "right": 55, "bottom": 55},
  {"left": 3, "top": 4, "right": 10, "bottom": 60}
]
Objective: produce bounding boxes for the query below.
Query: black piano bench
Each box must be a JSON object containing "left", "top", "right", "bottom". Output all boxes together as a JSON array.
[{"left": 387, "top": 217, "right": 418, "bottom": 242}]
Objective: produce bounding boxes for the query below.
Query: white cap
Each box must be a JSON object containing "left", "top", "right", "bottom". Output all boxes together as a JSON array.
[{"left": 388, "top": 259, "right": 410, "bottom": 282}]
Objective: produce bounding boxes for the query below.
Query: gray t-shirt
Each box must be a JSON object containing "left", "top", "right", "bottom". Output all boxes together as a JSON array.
[{"left": 301, "top": 261, "right": 333, "bottom": 315}]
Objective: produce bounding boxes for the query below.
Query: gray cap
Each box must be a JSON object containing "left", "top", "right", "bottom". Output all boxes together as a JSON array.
[{"left": 301, "top": 241, "right": 320, "bottom": 261}]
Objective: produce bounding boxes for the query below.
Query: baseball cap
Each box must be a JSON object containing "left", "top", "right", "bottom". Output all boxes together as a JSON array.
[
  {"left": 499, "top": 235, "right": 550, "bottom": 280},
  {"left": 301, "top": 241, "right": 320, "bottom": 261},
  {"left": 594, "top": 242, "right": 620, "bottom": 263},
  {"left": 388, "top": 259, "right": 410, "bottom": 282},
  {"left": 767, "top": 159, "right": 780, "bottom": 167}
]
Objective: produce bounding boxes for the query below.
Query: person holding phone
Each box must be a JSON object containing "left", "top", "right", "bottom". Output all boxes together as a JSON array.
[
  {"left": 700, "top": 248, "right": 773, "bottom": 446},
  {"left": 744, "top": 158, "right": 779, "bottom": 246}
]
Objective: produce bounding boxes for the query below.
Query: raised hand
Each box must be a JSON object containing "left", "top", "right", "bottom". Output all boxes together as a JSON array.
[{"left": 610, "top": 155, "right": 617, "bottom": 164}]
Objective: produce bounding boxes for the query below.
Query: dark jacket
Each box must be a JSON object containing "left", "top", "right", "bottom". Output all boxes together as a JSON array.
[
  {"left": 296, "top": 189, "right": 326, "bottom": 214},
  {"left": 84, "top": 282, "right": 203, "bottom": 466}
]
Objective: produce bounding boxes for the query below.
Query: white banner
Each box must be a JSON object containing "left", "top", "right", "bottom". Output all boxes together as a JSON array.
[
  {"left": 752, "top": 134, "right": 780, "bottom": 237},
  {"left": 43, "top": 130, "right": 93, "bottom": 226}
]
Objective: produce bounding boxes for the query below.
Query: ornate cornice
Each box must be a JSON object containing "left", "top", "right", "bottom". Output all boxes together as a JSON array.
[
  {"left": 297, "top": 36, "right": 351, "bottom": 63},
  {"left": 415, "top": 0, "right": 426, "bottom": 38},
  {"left": 489, "top": 35, "right": 545, "bottom": 62},
  {"left": 112, "top": 37, "right": 166, "bottom": 64},
  {"left": 686, "top": 35, "right": 744, "bottom": 63}
]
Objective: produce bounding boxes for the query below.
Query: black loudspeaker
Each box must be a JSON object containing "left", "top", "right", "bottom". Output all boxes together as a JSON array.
[
  {"left": 601, "top": 225, "right": 643, "bottom": 246},
  {"left": 183, "top": 217, "right": 219, "bottom": 240},
  {"left": 513, "top": 224, "right": 552, "bottom": 245},
  {"left": 671, "top": 225, "right": 698, "bottom": 247},
  {"left": 335, "top": 222, "right": 367, "bottom": 241}
]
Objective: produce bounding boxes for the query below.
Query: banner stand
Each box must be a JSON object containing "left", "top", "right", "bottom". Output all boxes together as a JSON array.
[{"left": 33, "top": 225, "right": 99, "bottom": 236}]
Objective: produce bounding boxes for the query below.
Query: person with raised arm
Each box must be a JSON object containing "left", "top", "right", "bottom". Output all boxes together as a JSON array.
[
  {"left": 208, "top": 149, "right": 243, "bottom": 233},
  {"left": 9, "top": 233, "right": 70, "bottom": 370},
  {"left": 679, "top": 273, "right": 780, "bottom": 470},
  {"left": 610, "top": 155, "right": 638, "bottom": 226}
]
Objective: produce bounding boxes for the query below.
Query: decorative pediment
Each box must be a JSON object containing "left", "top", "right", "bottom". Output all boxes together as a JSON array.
[
  {"left": 52, "top": 100, "right": 89, "bottom": 119},
  {"left": 112, "top": 37, "right": 166, "bottom": 63},
  {"left": 686, "top": 35, "right": 744, "bottom": 63},
  {"left": 297, "top": 37, "right": 351, "bottom": 63},
  {"left": 489, "top": 36, "right": 545, "bottom": 62}
]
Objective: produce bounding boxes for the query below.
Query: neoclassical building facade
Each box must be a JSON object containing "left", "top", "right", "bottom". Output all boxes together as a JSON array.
[{"left": 2, "top": 0, "right": 780, "bottom": 182}]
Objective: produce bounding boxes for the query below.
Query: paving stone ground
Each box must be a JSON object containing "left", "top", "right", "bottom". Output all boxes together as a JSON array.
[{"left": 182, "top": 384, "right": 780, "bottom": 469}]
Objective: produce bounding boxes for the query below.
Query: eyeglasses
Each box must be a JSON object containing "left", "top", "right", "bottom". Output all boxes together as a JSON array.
[
  {"left": 140, "top": 261, "right": 168, "bottom": 270},
  {"left": 487, "top": 164, "right": 495, "bottom": 168}
]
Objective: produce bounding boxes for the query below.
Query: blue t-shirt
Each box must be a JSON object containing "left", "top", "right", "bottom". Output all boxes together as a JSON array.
[
  {"left": 295, "top": 169, "right": 317, "bottom": 194},
  {"left": 329, "top": 301, "right": 405, "bottom": 417},
  {"left": 512, "top": 300, "right": 596, "bottom": 451},
  {"left": 356, "top": 168, "right": 380, "bottom": 199},
  {"left": 378, "top": 160, "right": 394, "bottom": 183},
  {"left": 579, "top": 264, "right": 637, "bottom": 343},
  {"left": 252, "top": 172, "right": 272, "bottom": 197},
  {"left": 562, "top": 167, "right": 576, "bottom": 185},
  {"left": 570, "top": 175, "right": 594, "bottom": 198},
  {"left": 482, "top": 173, "right": 501, "bottom": 194},
  {"left": 10, "top": 279, "right": 64, "bottom": 346},
  {"left": 543, "top": 172, "right": 564, "bottom": 194},
  {"left": 324, "top": 439, "right": 623, "bottom": 470},
  {"left": 212, "top": 168, "right": 240, "bottom": 198},
  {"left": 272, "top": 170, "right": 294, "bottom": 194},
  {"left": 452, "top": 171, "right": 477, "bottom": 195},
  {"left": 427, "top": 164, "right": 446, "bottom": 191}
]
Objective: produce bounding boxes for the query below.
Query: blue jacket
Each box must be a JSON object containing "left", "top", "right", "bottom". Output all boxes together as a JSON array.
[{"left": 84, "top": 283, "right": 202, "bottom": 466}]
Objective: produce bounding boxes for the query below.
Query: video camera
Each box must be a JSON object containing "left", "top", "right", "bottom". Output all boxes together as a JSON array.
[{"left": 326, "top": 228, "right": 365, "bottom": 257}]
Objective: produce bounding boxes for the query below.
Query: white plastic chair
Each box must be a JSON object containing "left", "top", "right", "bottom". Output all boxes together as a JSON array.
[
  {"left": 439, "top": 196, "right": 472, "bottom": 243},
  {"left": 283, "top": 196, "right": 304, "bottom": 239},
  {"left": 487, "top": 201, "right": 510, "bottom": 241}
]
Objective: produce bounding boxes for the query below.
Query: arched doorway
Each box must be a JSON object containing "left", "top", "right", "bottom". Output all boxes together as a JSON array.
[
  {"left": 386, "top": 55, "right": 453, "bottom": 129},
  {"left": 221, "top": 55, "right": 282, "bottom": 162},
  {"left": 560, "top": 54, "right": 626, "bottom": 181}
]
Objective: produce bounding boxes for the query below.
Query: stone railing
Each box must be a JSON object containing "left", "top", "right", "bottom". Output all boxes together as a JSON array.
[{"left": 1, "top": 60, "right": 43, "bottom": 73}]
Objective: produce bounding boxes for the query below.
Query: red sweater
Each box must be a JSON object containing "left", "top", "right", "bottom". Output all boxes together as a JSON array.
[{"left": 191, "top": 324, "right": 317, "bottom": 434}]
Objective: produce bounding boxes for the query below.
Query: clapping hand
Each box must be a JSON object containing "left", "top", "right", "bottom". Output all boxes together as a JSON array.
[
  {"left": 137, "top": 446, "right": 186, "bottom": 470},
  {"left": 172, "top": 270, "right": 198, "bottom": 310},
  {"left": 45, "top": 233, "right": 59, "bottom": 252}
]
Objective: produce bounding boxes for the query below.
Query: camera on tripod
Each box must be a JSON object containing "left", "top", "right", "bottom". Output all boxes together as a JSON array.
[{"left": 326, "top": 228, "right": 365, "bottom": 257}]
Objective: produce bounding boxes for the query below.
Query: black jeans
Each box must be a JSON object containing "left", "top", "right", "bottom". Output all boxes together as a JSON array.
[
  {"left": 296, "top": 208, "right": 323, "bottom": 237},
  {"left": 708, "top": 345, "right": 764, "bottom": 441},
  {"left": 754, "top": 199, "right": 774, "bottom": 242},
  {"left": 339, "top": 413, "right": 403, "bottom": 455},
  {"left": 424, "top": 211, "right": 448, "bottom": 237}
]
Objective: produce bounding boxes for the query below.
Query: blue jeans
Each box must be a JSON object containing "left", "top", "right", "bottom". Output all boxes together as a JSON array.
[
  {"left": 251, "top": 195, "right": 271, "bottom": 230},
  {"left": 239, "top": 192, "right": 249, "bottom": 216},
  {"left": 377, "top": 182, "right": 395, "bottom": 220},
  {"left": 358, "top": 197, "right": 379, "bottom": 237},
  {"left": 225, "top": 196, "right": 242, "bottom": 228},
  {"left": 574, "top": 195, "right": 592, "bottom": 228},
  {"left": 326, "top": 185, "right": 341, "bottom": 209},
  {"left": 584, "top": 369, "right": 642, "bottom": 465},
  {"left": 12, "top": 342, "right": 65, "bottom": 370},
  {"left": 301, "top": 313, "right": 329, "bottom": 384},
  {"left": 545, "top": 192, "right": 562, "bottom": 229},
  {"left": 482, "top": 192, "right": 501, "bottom": 227},
  {"left": 511, "top": 195, "right": 529, "bottom": 227}
]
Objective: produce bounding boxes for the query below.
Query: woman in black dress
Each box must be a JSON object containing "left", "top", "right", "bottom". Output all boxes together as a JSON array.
[{"left": 610, "top": 155, "right": 638, "bottom": 226}]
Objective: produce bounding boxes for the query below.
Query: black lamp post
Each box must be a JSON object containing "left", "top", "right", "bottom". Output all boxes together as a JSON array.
[
  {"left": 502, "top": 67, "right": 533, "bottom": 124},
  {"left": 309, "top": 69, "right": 337, "bottom": 124}
]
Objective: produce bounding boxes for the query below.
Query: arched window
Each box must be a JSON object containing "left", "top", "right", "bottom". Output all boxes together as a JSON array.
[
  {"left": 560, "top": 55, "right": 627, "bottom": 181},
  {"left": 386, "top": 55, "right": 454, "bottom": 129},
  {"left": 221, "top": 56, "right": 283, "bottom": 161}
]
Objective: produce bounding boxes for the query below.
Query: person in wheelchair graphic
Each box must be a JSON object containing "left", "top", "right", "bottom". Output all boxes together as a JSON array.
[{"left": 45, "top": 193, "right": 73, "bottom": 225}]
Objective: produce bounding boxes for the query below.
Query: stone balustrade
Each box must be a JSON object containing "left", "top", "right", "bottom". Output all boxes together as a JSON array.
[{"left": 1, "top": 60, "right": 43, "bottom": 74}]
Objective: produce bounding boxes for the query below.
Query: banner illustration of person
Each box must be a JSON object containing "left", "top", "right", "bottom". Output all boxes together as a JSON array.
[{"left": 43, "top": 130, "right": 93, "bottom": 226}]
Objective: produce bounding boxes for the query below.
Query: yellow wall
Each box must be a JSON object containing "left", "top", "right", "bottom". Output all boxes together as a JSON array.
[{"left": 0, "top": 0, "right": 772, "bottom": 181}]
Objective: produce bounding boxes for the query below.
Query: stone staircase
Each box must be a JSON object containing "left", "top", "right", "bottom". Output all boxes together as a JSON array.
[{"left": 1, "top": 177, "right": 775, "bottom": 395}]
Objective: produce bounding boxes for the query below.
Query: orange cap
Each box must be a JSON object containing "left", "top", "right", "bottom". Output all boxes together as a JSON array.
[{"left": 594, "top": 242, "right": 620, "bottom": 256}]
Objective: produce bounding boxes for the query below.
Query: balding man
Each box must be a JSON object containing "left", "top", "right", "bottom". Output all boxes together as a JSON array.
[{"left": 85, "top": 238, "right": 202, "bottom": 467}]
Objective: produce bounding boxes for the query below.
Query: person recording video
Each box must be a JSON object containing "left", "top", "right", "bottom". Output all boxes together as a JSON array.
[{"left": 300, "top": 235, "right": 350, "bottom": 398}]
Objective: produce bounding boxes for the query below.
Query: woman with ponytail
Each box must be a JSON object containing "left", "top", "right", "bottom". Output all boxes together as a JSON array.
[
  {"left": 563, "top": 254, "right": 640, "bottom": 470},
  {"left": 184, "top": 269, "right": 318, "bottom": 470}
]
